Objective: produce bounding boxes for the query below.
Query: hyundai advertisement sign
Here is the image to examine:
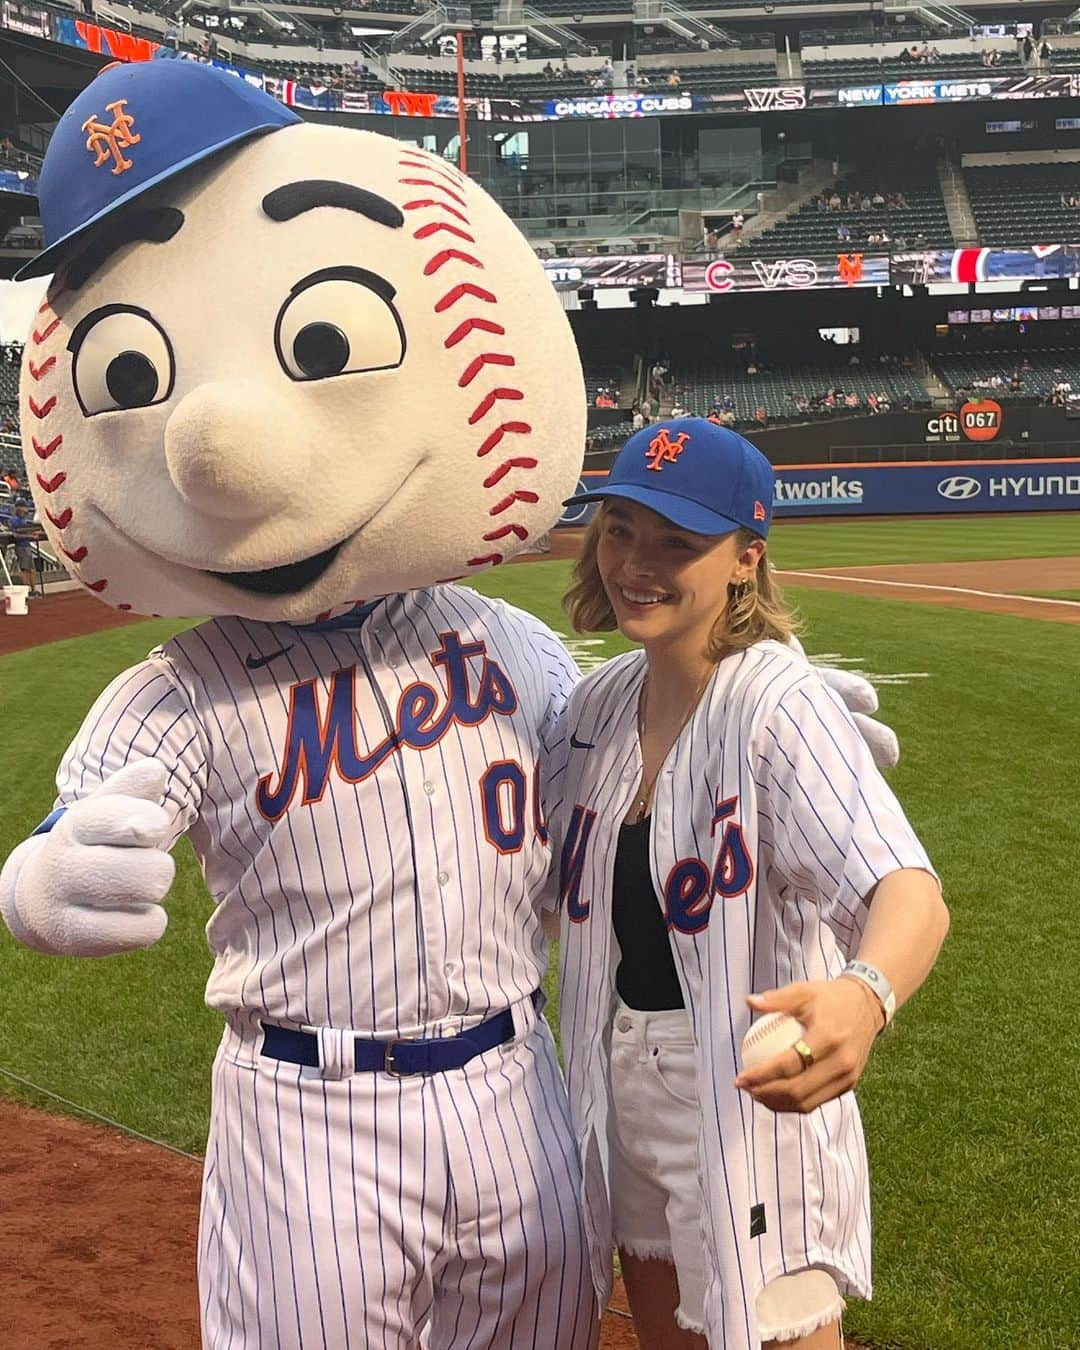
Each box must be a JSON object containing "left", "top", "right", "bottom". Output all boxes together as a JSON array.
[{"left": 558, "top": 460, "right": 1080, "bottom": 523}]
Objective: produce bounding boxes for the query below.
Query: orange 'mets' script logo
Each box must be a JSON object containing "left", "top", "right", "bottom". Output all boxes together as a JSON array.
[
  {"left": 82, "top": 98, "right": 140, "bottom": 175},
  {"left": 645, "top": 428, "right": 690, "bottom": 472}
]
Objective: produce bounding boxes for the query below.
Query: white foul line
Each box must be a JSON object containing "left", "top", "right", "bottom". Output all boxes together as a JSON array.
[{"left": 777, "top": 571, "right": 1080, "bottom": 610}]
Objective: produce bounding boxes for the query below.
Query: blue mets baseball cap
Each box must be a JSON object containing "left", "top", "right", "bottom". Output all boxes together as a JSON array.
[
  {"left": 16, "top": 60, "right": 301, "bottom": 280},
  {"left": 565, "top": 417, "right": 776, "bottom": 536}
]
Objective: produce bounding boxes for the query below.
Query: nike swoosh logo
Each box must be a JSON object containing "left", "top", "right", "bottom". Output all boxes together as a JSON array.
[
  {"left": 245, "top": 645, "right": 295, "bottom": 670},
  {"left": 570, "top": 732, "right": 595, "bottom": 751}
]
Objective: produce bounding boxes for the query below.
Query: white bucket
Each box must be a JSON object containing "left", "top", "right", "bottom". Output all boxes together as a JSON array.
[{"left": 3, "top": 585, "right": 30, "bottom": 615}]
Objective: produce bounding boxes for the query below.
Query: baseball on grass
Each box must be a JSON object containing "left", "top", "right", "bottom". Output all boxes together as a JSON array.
[{"left": 740, "top": 1012, "right": 808, "bottom": 1072}]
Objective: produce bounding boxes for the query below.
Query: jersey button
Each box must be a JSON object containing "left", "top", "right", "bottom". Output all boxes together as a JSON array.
[
  {"left": 423, "top": 781, "right": 436, "bottom": 795},
  {"left": 437, "top": 871, "right": 450, "bottom": 886},
  {"left": 616, "top": 1014, "right": 632, "bottom": 1032}
]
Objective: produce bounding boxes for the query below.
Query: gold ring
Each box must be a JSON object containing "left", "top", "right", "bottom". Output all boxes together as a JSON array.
[{"left": 793, "top": 1039, "right": 815, "bottom": 1070}]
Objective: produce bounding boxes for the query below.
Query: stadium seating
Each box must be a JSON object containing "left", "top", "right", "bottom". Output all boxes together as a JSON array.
[
  {"left": 964, "top": 163, "right": 1080, "bottom": 246},
  {"left": 666, "top": 357, "right": 931, "bottom": 427},
  {"left": 930, "top": 348, "right": 1080, "bottom": 399},
  {"left": 803, "top": 50, "right": 1023, "bottom": 84},
  {"left": 746, "top": 172, "right": 953, "bottom": 257}
]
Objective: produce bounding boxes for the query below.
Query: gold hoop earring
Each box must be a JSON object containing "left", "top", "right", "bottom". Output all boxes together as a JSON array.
[{"left": 730, "top": 579, "right": 753, "bottom": 604}]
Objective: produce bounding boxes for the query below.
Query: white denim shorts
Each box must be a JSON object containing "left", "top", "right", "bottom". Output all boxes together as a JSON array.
[{"left": 609, "top": 1000, "right": 846, "bottom": 1340}]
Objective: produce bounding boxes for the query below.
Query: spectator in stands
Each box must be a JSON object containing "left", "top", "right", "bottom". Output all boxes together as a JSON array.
[
  {"left": 670, "top": 399, "right": 686, "bottom": 418},
  {"left": 731, "top": 211, "right": 744, "bottom": 240},
  {"left": 828, "top": 190, "right": 841, "bottom": 210},
  {"left": 1022, "top": 35, "right": 1034, "bottom": 63},
  {"left": 667, "top": 69, "right": 681, "bottom": 87},
  {"left": 543, "top": 61, "right": 555, "bottom": 78},
  {"left": 845, "top": 391, "right": 860, "bottom": 409},
  {"left": 876, "top": 391, "right": 891, "bottom": 412},
  {"left": 872, "top": 189, "right": 885, "bottom": 207},
  {"left": 641, "top": 396, "right": 653, "bottom": 420},
  {"left": 837, "top": 222, "right": 851, "bottom": 243},
  {"left": 867, "top": 230, "right": 881, "bottom": 246},
  {"left": 2, "top": 470, "right": 17, "bottom": 493},
  {"left": 754, "top": 405, "right": 768, "bottom": 427},
  {"left": 632, "top": 408, "right": 645, "bottom": 432},
  {"left": 1040, "top": 39, "right": 1052, "bottom": 65},
  {"left": 867, "top": 392, "right": 879, "bottom": 414},
  {"left": 860, "top": 192, "right": 872, "bottom": 210},
  {"left": 638, "top": 71, "right": 651, "bottom": 87},
  {"left": 625, "top": 64, "right": 636, "bottom": 85},
  {"left": 704, "top": 228, "right": 719, "bottom": 249}
]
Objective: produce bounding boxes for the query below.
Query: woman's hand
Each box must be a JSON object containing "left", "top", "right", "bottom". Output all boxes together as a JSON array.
[{"left": 734, "top": 978, "right": 885, "bottom": 1114}]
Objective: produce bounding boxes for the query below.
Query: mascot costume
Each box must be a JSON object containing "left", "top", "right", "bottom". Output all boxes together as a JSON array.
[{"left": 0, "top": 60, "right": 897, "bottom": 1349}]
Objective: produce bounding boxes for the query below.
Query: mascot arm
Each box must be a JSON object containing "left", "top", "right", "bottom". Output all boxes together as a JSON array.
[
  {"left": 0, "top": 656, "right": 208, "bottom": 957},
  {"left": 523, "top": 611, "right": 581, "bottom": 919},
  {"left": 787, "top": 635, "right": 900, "bottom": 771}
]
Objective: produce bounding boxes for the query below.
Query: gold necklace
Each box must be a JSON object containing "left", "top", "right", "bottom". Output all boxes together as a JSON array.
[{"left": 634, "top": 665, "right": 713, "bottom": 822}]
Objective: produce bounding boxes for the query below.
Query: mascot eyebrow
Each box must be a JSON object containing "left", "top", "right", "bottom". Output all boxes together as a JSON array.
[
  {"left": 61, "top": 182, "right": 404, "bottom": 291},
  {"left": 261, "top": 180, "right": 405, "bottom": 230}
]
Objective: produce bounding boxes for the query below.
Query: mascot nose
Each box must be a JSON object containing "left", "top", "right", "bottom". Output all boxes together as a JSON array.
[{"left": 164, "top": 383, "right": 306, "bottom": 519}]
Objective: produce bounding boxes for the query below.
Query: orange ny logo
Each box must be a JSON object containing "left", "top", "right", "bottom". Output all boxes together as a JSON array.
[
  {"left": 82, "top": 99, "right": 140, "bottom": 176},
  {"left": 645, "top": 428, "right": 690, "bottom": 472},
  {"left": 837, "top": 252, "right": 864, "bottom": 287}
]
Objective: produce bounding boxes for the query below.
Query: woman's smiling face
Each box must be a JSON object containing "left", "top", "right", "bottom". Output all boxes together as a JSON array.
[{"left": 596, "top": 500, "right": 762, "bottom": 654}]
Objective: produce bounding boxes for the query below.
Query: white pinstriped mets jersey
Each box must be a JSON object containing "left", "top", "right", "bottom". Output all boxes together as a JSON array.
[
  {"left": 52, "top": 585, "right": 578, "bottom": 1037},
  {"left": 548, "top": 642, "right": 935, "bottom": 1350}
]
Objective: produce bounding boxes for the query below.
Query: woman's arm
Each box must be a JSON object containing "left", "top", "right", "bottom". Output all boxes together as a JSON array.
[{"left": 735, "top": 867, "right": 948, "bottom": 1113}]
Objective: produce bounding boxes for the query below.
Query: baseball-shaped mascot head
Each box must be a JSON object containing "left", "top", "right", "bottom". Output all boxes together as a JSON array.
[{"left": 19, "top": 61, "right": 584, "bottom": 620}]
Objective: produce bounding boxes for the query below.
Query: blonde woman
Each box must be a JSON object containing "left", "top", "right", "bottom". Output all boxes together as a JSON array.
[{"left": 548, "top": 420, "right": 948, "bottom": 1350}]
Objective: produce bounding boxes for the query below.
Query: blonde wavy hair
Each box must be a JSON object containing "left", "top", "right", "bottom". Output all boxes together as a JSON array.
[{"left": 564, "top": 502, "right": 799, "bottom": 658}]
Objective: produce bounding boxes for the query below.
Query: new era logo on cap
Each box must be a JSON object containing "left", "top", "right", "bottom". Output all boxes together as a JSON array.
[{"left": 754, "top": 501, "right": 766, "bottom": 521}]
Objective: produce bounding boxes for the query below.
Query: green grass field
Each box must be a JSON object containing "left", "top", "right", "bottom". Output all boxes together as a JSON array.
[{"left": 1, "top": 515, "right": 1079, "bottom": 1348}]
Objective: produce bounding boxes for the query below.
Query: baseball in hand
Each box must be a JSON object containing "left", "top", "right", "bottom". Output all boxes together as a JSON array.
[{"left": 740, "top": 1012, "right": 807, "bottom": 1072}]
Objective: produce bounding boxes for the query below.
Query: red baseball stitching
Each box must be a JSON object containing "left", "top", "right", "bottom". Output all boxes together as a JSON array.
[
  {"left": 402, "top": 152, "right": 535, "bottom": 567},
  {"left": 424, "top": 248, "right": 484, "bottom": 277},
  {"left": 398, "top": 178, "right": 467, "bottom": 209},
  {"left": 413, "top": 221, "right": 476, "bottom": 245},
  {"left": 32, "top": 317, "right": 60, "bottom": 345},
  {"left": 476, "top": 422, "right": 531, "bottom": 457},
  {"left": 435, "top": 283, "right": 496, "bottom": 314},
  {"left": 444, "top": 318, "right": 505, "bottom": 349},
  {"left": 469, "top": 387, "right": 522, "bottom": 424},
  {"left": 403, "top": 199, "right": 471, "bottom": 225},
  {"left": 458, "top": 353, "right": 515, "bottom": 388},
  {"left": 482, "top": 457, "right": 536, "bottom": 488},
  {"left": 28, "top": 300, "right": 113, "bottom": 599},
  {"left": 32, "top": 433, "right": 63, "bottom": 460}
]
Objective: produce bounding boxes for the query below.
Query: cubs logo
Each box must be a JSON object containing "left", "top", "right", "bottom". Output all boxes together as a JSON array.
[
  {"left": 81, "top": 98, "right": 140, "bottom": 176},
  {"left": 646, "top": 428, "right": 690, "bottom": 473}
]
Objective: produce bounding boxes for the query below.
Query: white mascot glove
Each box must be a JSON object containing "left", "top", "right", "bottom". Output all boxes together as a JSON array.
[
  {"left": 787, "top": 635, "right": 900, "bottom": 770},
  {"left": 0, "top": 759, "right": 176, "bottom": 957}
]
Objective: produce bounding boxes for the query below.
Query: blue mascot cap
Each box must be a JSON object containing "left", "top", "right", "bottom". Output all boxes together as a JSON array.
[
  {"left": 564, "top": 417, "right": 776, "bottom": 537},
  {"left": 16, "top": 60, "right": 301, "bottom": 280}
]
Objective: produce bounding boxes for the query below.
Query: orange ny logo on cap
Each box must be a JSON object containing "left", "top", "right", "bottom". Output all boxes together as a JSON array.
[
  {"left": 645, "top": 427, "right": 690, "bottom": 473},
  {"left": 82, "top": 98, "right": 141, "bottom": 176},
  {"left": 754, "top": 500, "right": 767, "bottom": 522}
]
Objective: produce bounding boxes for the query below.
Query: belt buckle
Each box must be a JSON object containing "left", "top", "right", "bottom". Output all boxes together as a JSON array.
[{"left": 384, "top": 1039, "right": 408, "bottom": 1077}]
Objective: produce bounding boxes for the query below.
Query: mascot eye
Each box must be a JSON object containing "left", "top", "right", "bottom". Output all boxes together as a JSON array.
[
  {"left": 68, "top": 305, "right": 175, "bottom": 418},
  {"left": 275, "top": 269, "right": 405, "bottom": 383}
]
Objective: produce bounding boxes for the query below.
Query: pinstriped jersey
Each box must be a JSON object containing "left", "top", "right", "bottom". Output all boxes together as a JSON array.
[
  {"left": 548, "top": 642, "right": 935, "bottom": 1350},
  {"left": 52, "top": 584, "right": 579, "bottom": 1038}
]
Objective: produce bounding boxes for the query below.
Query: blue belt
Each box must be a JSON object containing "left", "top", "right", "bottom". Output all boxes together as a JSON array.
[{"left": 260, "top": 992, "right": 539, "bottom": 1077}]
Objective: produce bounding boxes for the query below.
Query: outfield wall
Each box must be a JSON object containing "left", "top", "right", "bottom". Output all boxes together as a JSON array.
[{"left": 558, "top": 457, "right": 1080, "bottom": 524}]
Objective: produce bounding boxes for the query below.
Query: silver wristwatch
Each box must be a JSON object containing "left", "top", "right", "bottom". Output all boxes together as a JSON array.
[{"left": 842, "top": 960, "right": 896, "bottom": 1027}]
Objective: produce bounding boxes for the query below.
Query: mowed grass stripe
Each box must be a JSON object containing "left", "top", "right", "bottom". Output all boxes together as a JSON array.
[
  {"left": 766, "top": 512, "right": 1080, "bottom": 568},
  {"left": 1, "top": 576, "right": 1078, "bottom": 1346}
]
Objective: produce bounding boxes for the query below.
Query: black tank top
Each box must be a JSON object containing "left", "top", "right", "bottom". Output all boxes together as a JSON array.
[{"left": 612, "top": 816, "right": 686, "bottom": 1011}]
